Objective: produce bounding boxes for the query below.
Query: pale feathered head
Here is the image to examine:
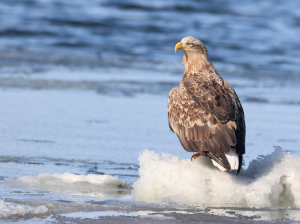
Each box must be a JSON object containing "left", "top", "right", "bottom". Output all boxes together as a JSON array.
[{"left": 174, "top": 36, "right": 208, "bottom": 56}]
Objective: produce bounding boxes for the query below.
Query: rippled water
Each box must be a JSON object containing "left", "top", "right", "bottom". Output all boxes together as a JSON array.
[{"left": 0, "top": 0, "right": 300, "bottom": 80}]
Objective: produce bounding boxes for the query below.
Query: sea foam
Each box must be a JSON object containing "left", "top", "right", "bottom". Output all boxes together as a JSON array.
[
  {"left": 6, "top": 173, "right": 128, "bottom": 198},
  {"left": 132, "top": 147, "right": 300, "bottom": 207}
]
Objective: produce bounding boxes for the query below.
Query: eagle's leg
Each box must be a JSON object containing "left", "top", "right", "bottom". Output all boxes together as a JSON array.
[{"left": 191, "top": 151, "right": 208, "bottom": 161}]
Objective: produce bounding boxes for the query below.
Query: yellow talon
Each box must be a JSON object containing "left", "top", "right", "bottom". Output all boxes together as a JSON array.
[{"left": 191, "top": 151, "right": 208, "bottom": 161}]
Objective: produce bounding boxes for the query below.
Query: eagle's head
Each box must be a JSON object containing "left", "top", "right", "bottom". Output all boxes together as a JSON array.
[{"left": 175, "top": 36, "right": 208, "bottom": 56}]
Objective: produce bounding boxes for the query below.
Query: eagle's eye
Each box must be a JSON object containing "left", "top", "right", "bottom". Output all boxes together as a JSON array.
[{"left": 189, "top": 43, "right": 193, "bottom": 47}]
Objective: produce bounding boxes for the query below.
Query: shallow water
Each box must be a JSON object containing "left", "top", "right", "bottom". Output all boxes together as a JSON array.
[{"left": 0, "top": 67, "right": 300, "bottom": 222}]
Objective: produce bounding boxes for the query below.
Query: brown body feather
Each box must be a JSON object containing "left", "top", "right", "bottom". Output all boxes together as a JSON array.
[{"left": 169, "top": 37, "right": 246, "bottom": 173}]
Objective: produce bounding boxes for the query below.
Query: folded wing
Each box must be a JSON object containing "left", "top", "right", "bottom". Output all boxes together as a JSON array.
[{"left": 168, "top": 76, "right": 245, "bottom": 158}]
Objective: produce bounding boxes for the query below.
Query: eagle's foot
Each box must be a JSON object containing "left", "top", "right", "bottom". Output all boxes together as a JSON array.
[{"left": 191, "top": 151, "right": 208, "bottom": 161}]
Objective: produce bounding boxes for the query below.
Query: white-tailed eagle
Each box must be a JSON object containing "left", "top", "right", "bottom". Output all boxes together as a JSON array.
[{"left": 168, "top": 36, "right": 246, "bottom": 173}]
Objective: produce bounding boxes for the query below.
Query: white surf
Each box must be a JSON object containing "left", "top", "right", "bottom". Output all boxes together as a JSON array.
[
  {"left": 0, "top": 200, "right": 48, "bottom": 218},
  {"left": 132, "top": 147, "right": 300, "bottom": 207},
  {"left": 5, "top": 173, "right": 128, "bottom": 198}
]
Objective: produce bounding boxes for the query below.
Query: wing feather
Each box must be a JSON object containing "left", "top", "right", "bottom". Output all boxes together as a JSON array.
[
  {"left": 168, "top": 76, "right": 245, "bottom": 158},
  {"left": 207, "top": 152, "right": 231, "bottom": 170}
]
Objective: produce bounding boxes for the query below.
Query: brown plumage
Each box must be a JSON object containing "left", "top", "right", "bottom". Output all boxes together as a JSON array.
[{"left": 168, "top": 36, "right": 246, "bottom": 173}]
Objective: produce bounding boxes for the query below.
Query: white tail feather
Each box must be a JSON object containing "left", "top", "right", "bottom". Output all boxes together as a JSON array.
[{"left": 226, "top": 149, "right": 239, "bottom": 170}]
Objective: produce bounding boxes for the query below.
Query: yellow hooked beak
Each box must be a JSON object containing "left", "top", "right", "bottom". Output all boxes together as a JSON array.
[
  {"left": 174, "top": 42, "right": 190, "bottom": 53},
  {"left": 174, "top": 42, "right": 183, "bottom": 53}
]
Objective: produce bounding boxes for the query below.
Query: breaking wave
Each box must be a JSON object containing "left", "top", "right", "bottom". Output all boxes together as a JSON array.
[{"left": 132, "top": 147, "right": 300, "bottom": 207}]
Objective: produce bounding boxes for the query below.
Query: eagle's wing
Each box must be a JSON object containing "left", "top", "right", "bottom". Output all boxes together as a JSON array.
[{"left": 168, "top": 76, "right": 245, "bottom": 167}]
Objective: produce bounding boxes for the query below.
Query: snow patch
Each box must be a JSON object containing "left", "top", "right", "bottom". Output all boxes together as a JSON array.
[{"left": 132, "top": 147, "right": 300, "bottom": 207}]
